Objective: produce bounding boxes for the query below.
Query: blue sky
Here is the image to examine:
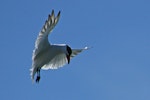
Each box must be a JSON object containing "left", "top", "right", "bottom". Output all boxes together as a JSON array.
[{"left": 0, "top": 0, "right": 150, "bottom": 100}]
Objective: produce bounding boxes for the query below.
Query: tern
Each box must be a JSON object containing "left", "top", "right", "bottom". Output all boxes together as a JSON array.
[{"left": 30, "top": 10, "right": 89, "bottom": 83}]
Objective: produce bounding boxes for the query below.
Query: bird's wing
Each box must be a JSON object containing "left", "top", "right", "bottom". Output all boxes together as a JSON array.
[
  {"left": 41, "top": 47, "right": 90, "bottom": 70},
  {"left": 71, "top": 47, "right": 89, "bottom": 58},
  {"left": 32, "top": 10, "right": 61, "bottom": 60},
  {"left": 41, "top": 53, "right": 68, "bottom": 70}
]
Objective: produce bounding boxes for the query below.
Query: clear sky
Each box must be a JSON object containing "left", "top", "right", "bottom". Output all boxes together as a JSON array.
[{"left": 0, "top": 0, "right": 150, "bottom": 100}]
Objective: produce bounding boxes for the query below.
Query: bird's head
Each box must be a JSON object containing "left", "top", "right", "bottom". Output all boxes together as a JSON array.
[{"left": 66, "top": 45, "right": 72, "bottom": 64}]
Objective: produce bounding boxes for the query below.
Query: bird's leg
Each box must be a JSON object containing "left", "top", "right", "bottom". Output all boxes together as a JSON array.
[{"left": 36, "top": 68, "right": 41, "bottom": 83}]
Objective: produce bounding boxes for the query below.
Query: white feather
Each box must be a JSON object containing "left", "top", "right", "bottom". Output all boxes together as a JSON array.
[
  {"left": 31, "top": 10, "right": 61, "bottom": 81},
  {"left": 30, "top": 10, "right": 89, "bottom": 82}
]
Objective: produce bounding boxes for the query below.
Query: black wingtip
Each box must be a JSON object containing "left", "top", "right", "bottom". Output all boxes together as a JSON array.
[
  {"left": 51, "top": 9, "right": 54, "bottom": 15},
  {"left": 50, "top": 10, "right": 61, "bottom": 18},
  {"left": 58, "top": 10, "right": 61, "bottom": 16}
]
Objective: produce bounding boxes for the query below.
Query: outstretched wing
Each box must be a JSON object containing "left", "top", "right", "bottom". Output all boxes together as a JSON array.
[
  {"left": 31, "top": 10, "right": 61, "bottom": 81},
  {"left": 71, "top": 47, "right": 89, "bottom": 58},
  {"left": 33, "top": 10, "right": 61, "bottom": 60},
  {"left": 41, "top": 47, "right": 90, "bottom": 70}
]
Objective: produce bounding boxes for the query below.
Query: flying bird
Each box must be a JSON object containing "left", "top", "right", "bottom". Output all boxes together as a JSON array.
[{"left": 30, "top": 10, "right": 89, "bottom": 83}]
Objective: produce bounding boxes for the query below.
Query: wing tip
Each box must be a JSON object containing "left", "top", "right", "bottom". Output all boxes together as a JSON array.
[
  {"left": 84, "top": 46, "right": 92, "bottom": 50},
  {"left": 40, "top": 9, "right": 61, "bottom": 34},
  {"left": 58, "top": 10, "right": 61, "bottom": 17},
  {"left": 50, "top": 9, "right": 61, "bottom": 17}
]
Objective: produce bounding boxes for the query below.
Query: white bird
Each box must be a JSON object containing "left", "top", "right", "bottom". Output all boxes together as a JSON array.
[{"left": 30, "top": 10, "right": 89, "bottom": 83}]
